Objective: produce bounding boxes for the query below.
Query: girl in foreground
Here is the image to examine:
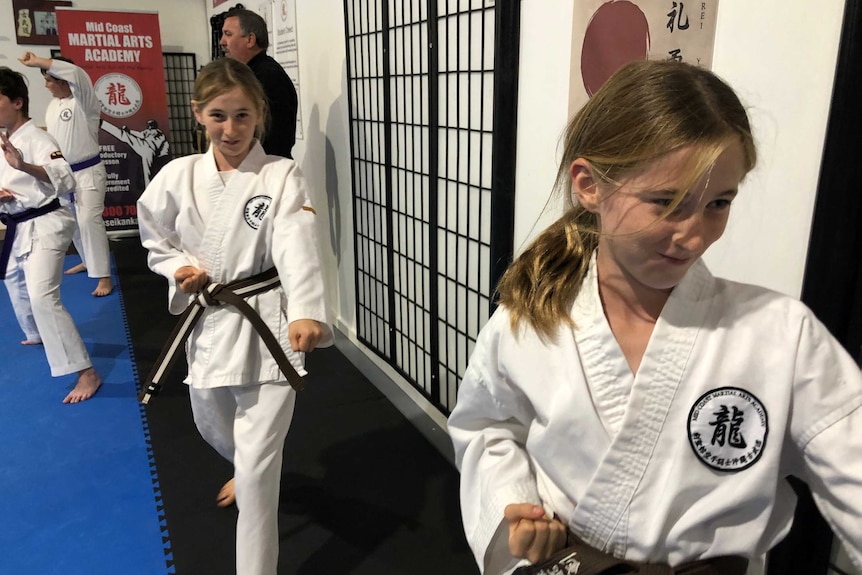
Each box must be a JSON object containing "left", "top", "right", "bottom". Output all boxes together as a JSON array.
[
  {"left": 448, "top": 60, "right": 862, "bottom": 574},
  {"left": 137, "top": 58, "right": 332, "bottom": 575}
]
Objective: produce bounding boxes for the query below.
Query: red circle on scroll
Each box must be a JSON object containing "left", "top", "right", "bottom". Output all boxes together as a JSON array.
[{"left": 581, "top": 1, "right": 650, "bottom": 96}]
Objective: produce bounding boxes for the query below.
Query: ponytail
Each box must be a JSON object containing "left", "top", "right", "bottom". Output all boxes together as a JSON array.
[{"left": 496, "top": 206, "right": 599, "bottom": 340}]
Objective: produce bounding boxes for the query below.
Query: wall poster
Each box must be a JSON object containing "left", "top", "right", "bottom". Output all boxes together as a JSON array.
[
  {"left": 13, "top": 0, "right": 73, "bottom": 46},
  {"left": 56, "top": 8, "right": 171, "bottom": 234},
  {"left": 271, "top": 0, "right": 303, "bottom": 140},
  {"left": 570, "top": 0, "right": 719, "bottom": 114}
]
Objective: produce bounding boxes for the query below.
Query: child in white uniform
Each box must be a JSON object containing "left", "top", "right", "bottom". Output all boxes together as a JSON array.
[
  {"left": 19, "top": 52, "right": 113, "bottom": 297},
  {"left": 0, "top": 66, "right": 102, "bottom": 403},
  {"left": 447, "top": 60, "right": 862, "bottom": 575},
  {"left": 137, "top": 58, "right": 332, "bottom": 575}
]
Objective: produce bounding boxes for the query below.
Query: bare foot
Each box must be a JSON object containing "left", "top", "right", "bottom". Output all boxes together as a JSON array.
[
  {"left": 92, "top": 277, "right": 114, "bottom": 297},
  {"left": 65, "top": 263, "right": 87, "bottom": 275},
  {"left": 63, "top": 367, "right": 102, "bottom": 404},
  {"left": 216, "top": 477, "right": 236, "bottom": 507},
  {"left": 21, "top": 339, "right": 42, "bottom": 345}
]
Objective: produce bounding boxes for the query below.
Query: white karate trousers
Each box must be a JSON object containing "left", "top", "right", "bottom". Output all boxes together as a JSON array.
[
  {"left": 68, "top": 163, "right": 110, "bottom": 278},
  {"left": 189, "top": 381, "right": 297, "bottom": 575},
  {"left": 4, "top": 257, "right": 40, "bottom": 342},
  {"left": 4, "top": 233, "right": 91, "bottom": 376}
]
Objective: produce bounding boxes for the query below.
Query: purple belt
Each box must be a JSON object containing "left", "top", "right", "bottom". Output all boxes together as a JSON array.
[
  {"left": 0, "top": 198, "right": 62, "bottom": 280},
  {"left": 70, "top": 155, "right": 101, "bottom": 172}
]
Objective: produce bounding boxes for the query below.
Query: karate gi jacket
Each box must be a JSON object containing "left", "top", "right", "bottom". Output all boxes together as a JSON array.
[
  {"left": 137, "top": 143, "right": 332, "bottom": 388},
  {"left": 448, "top": 255, "right": 862, "bottom": 574},
  {"left": 45, "top": 59, "right": 101, "bottom": 165},
  {"left": 0, "top": 120, "right": 76, "bottom": 259}
]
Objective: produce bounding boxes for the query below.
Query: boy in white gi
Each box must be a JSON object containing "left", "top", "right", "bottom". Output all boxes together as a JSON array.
[
  {"left": 19, "top": 52, "right": 113, "bottom": 297},
  {"left": 447, "top": 60, "right": 862, "bottom": 575},
  {"left": 137, "top": 58, "right": 332, "bottom": 575},
  {"left": 0, "top": 67, "right": 103, "bottom": 403}
]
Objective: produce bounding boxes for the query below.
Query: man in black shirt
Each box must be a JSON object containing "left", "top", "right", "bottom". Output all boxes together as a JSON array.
[{"left": 220, "top": 7, "right": 298, "bottom": 158}]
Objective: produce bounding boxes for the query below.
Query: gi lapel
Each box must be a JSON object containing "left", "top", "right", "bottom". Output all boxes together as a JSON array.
[
  {"left": 572, "top": 257, "right": 636, "bottom": 439},
  {"left": 197, "top": 142, "right": 267, "bottom": 281},
  {"left": 570, "top": 260, "right": 714, "bottom": 553}
]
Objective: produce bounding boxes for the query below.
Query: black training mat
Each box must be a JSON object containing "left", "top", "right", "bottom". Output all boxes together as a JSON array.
[{"left": 112, "top": 237, "right": 478, "bottom": 575}]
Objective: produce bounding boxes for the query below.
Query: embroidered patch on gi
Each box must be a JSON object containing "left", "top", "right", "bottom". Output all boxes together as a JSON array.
[
  {"left": 243, "top": 195, "right": 272, "bottom": 230},
  {"left": 687, "top": 387, "right": 768, "bottom": 472},
  {"left": 60, "top": 108, "right": 73, "bottom": 121},
  {"left": 50, "top": 151, "right": 64, "bottom": 160}
]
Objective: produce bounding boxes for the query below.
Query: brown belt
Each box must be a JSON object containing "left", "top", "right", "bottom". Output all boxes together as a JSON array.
[
  {"left": 513, "top": 533, "right": 748, "bottom": 575},
  {"left": 138, "top": 267, "right": 304, "bottom": 404}
]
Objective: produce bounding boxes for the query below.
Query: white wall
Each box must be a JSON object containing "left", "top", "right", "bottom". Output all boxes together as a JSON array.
[
  {"left": 706, "top": 0, "right": 844, "bottom": 297},
  {"left": 0, "top": 0, "right": 211, "bottom": 126}
]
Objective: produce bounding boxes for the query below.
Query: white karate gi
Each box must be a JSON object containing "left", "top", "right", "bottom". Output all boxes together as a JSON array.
[
  {"left": 46, "top": 59, "right": 110, "bottom": 279},
  {"left": 448, "top": 255, "right": 862, "bottom": 575},
  {"left": 137, "top": 142, "right": 333, "bottom": 575},
  {"left": 1, "top": 120, "right": 92, "bottom": 375}
]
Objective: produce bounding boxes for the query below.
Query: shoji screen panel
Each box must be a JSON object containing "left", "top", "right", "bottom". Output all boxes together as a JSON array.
[{"left": 345, "top": 0, "right": 519, "bottom": 415}]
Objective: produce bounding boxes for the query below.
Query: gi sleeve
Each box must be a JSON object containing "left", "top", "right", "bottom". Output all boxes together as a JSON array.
[
  {"left": 270, "top": 163, "right": 333, "bottom": 347},
  {"left": 20, "top": 129, "right": 75, "bottom": 197},
  {"left": 137, "top": 168, "right": 196, "bottom": 315},
  {"left": 41, "top": 154, "right": 75, "bottom": 196},
  {"left": 447, "top": 313, "right": 542, "bottom": 575},
  {"left": 790, "top": 311, "right": 862, "bottom": 571},
  {"left": 48, "top": 60, "right": 101, "bottom": 125}
]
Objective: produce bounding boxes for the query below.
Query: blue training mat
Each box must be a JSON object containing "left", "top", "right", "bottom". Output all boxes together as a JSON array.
[{"left": 0, "top": 255, "right": 173, "bottom": 575}]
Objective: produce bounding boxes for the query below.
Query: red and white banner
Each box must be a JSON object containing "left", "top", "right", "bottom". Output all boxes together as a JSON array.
[{"left": 56, "top": 8, "right": 171, "bottom": 233}]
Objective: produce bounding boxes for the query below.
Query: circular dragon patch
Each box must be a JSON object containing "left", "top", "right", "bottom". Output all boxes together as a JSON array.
[
  {"left": 687, "top": 387, "right": 768, "bottom": 472},
  {"left": 243, "top": 195, "right": 272, "bottom": 230}
]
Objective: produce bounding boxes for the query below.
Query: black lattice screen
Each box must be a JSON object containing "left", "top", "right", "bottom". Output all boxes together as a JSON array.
[
  {"left": 162, "top": 52, "right": 197, "bottom": 158},
  {"left": 344, "top": 0, "right": 519, "bottom": 414}
]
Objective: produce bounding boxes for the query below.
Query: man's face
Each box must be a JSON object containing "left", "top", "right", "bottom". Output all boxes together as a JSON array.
[{"left": 220, "top": 16, "right": 254, "bottom": 63}]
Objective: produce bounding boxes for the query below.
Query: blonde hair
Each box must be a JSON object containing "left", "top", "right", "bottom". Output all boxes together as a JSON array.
[
  {"left": 192, "top": 58, "right": 268, "bottom": 140},
  {"left": 497, "top": 60, "right": 757, "bottom": 340}
]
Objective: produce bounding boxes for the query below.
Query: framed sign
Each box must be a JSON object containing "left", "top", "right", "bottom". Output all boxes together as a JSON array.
[
  {"left": 12, "top": 0, "right": 73, "bottom": 46},
  {"left": 570, "top": 0, "right": 719, "bottom": 114}
]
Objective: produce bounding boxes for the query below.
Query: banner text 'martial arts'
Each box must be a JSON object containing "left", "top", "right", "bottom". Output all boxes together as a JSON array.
[{"left": 65, "top": 21, "right": 154, "bottom": 63}]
